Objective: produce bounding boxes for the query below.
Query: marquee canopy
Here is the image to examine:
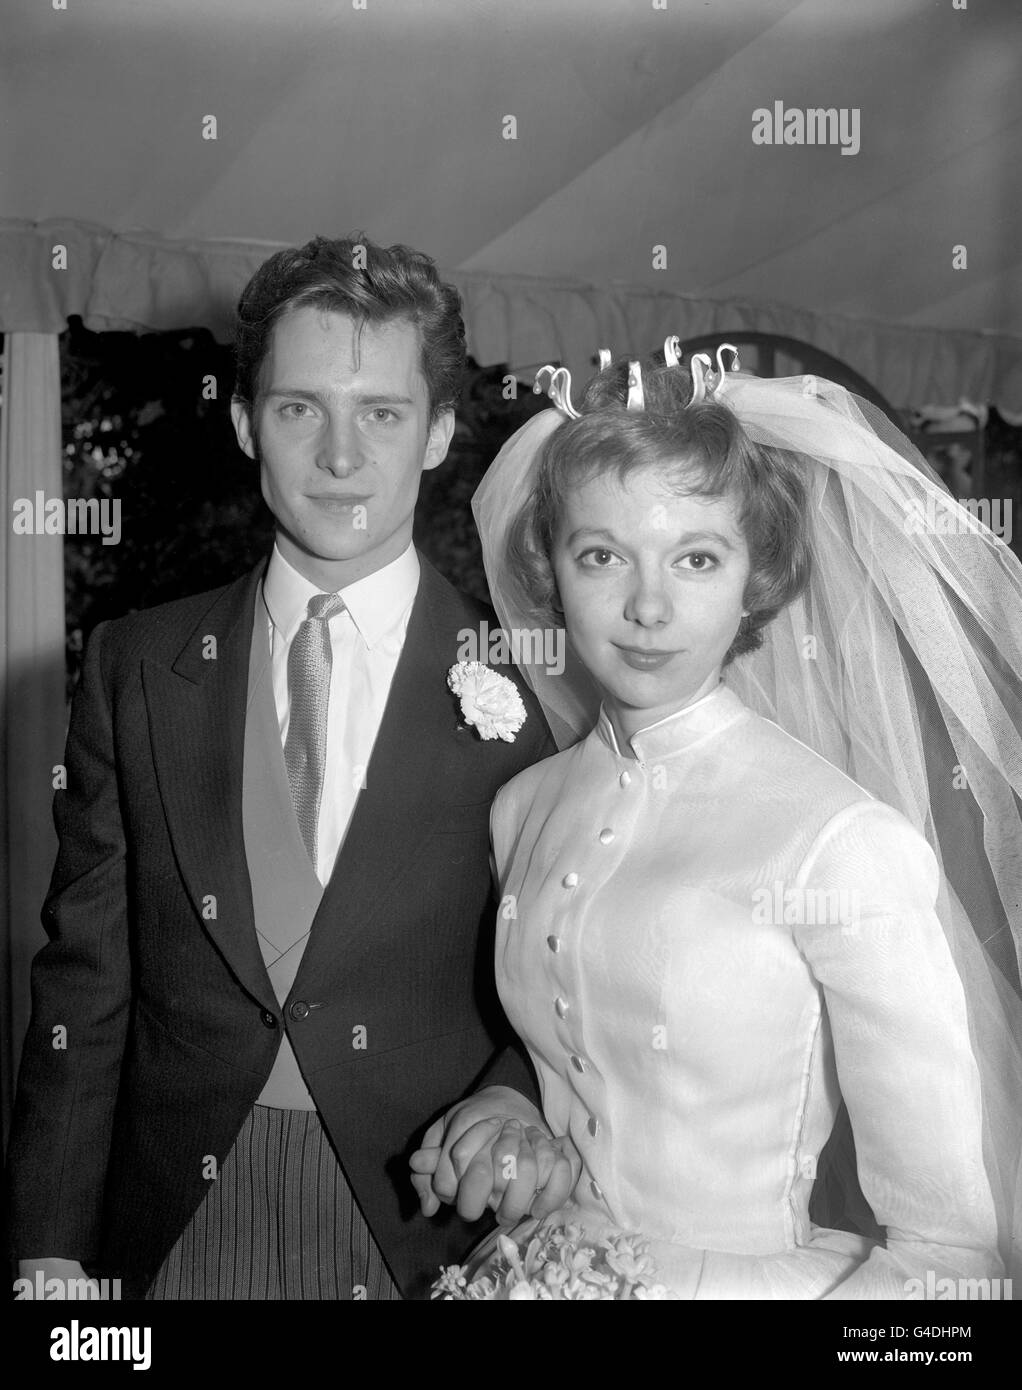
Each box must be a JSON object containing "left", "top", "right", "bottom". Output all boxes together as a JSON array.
[{"left": 2, "top": 0, "right": 1021, "bottom": 402}]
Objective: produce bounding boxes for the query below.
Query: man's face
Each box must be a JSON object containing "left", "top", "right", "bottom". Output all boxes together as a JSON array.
[{"left": 231, "top": 306, "right": 453, "bottom": 588}]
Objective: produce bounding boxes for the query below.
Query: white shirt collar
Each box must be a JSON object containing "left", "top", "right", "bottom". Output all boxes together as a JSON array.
[{"left": 263, "top": 541, "right": 420, "bottom": 649}]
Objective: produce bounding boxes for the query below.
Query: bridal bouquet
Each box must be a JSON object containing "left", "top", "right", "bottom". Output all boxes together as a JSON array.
[{"left": 432, "top": 1223, "right": 670, "bottom": 1300}]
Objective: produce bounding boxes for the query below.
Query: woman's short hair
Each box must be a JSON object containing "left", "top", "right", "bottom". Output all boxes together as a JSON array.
[
  {"left": 506, "top": 351, "right": 813, "bottom": 665},
  {"left": 233, "top": 233, "right": 466, "bottom": 420}
]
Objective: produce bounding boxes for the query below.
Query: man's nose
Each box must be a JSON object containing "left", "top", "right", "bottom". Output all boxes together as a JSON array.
[{"left": 317, "top": 412, "right": 362, "bottom": 476}]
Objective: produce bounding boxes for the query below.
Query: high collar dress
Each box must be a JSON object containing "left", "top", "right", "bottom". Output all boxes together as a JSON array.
[{"left": 491, "top": 682, "right": 1000, "bottom": 1299}]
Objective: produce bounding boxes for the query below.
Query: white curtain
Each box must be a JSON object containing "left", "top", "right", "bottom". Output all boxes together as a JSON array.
[
  {"left": 1, "top": 332, "right": 65, "bottom": 1144},
  {"left": 3, "top": 218, "right": 1022, "bottom": 411}
]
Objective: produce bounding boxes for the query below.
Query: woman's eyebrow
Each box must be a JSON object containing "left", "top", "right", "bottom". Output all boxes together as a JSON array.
[{"left": 565, "top": 526, "right": 736, "bottom": 550}]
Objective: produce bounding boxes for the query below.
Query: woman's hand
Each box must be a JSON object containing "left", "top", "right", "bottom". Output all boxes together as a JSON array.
[{"left": 410, "top": 1085, "right": 581, "bottom": 1224}]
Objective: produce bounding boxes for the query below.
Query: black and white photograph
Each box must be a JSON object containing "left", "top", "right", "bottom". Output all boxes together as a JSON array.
[{"left": 3, "top": 0, "right": 1021, "bottom": 1370}]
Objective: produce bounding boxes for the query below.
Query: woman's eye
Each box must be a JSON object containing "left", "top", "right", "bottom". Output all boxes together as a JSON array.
[
  {"left": 678, "top": 552, "right": 718, "bottom": 571},
  {"left": 578, "top": 547, "right": 622, "bottom": 568}
]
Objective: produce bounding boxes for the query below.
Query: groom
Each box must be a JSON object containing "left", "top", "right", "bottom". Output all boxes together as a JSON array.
[{"left": 7, "top": 234, "right": 556, "bottom": 1300}]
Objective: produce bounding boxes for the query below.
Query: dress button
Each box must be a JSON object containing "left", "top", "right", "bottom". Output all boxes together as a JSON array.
[
  {"left": 571, "top": 1054, "right": 586, "bottom": 1073},
  {"left": 587, "top": 1116, "right": 599, "bottom": 1137},
  {"left": 546, "top": 935, "right": 561, "bottom": 953},
  {"left": 619, "top": 771, "right": 631, "bottom": 788},
  {"left": 260, "top": 1010, "right": 277, "bottom": 1029},
  {"left": 289, "top": 1000, "right": 310, "bottom": 1021},
  {"left": 590, "top": 1180, "right": 604, "bottom": 1201},
  {"left": 599, "top": 828, "right": 615, "bottom": 845},
  {"left": 555, "top": 996, "right": 569, "bottom": 1018},
  {"left": 562, "top": 872, "right": 579, "bottom": 888}
]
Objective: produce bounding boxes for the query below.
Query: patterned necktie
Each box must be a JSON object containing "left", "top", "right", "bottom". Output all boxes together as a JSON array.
[{"left": 284, "top": 592, "right": 346, "bottom": 870}]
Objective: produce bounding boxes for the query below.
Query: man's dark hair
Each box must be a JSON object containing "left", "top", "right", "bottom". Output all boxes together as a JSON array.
[{"left": 233, "top": 233, "right": 467, "bottom": 420}]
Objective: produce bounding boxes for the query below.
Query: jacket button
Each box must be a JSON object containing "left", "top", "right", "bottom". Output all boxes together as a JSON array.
[
  {"left": 260, "top": 1010, "right": 277, "bottom": 1029},
  {"left": 289, "top": 1000, "right": 311, "bottom": 1021}
]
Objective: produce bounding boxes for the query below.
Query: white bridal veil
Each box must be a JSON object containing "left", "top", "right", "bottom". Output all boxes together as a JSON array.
[{"left": 473, "top": 359, "right": 1022, "bottom": 1282}]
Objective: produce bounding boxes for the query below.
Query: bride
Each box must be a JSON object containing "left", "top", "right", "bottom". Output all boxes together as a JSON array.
[{"left": 410, "top": 343, "right": 1022, "bottom": 1299}]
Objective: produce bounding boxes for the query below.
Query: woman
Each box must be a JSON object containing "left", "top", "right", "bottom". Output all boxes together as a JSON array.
[{"left": 416, "top": 345, "right": 1022, "bottom": 1299}]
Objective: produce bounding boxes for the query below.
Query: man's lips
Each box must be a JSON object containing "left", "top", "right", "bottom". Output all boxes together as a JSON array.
[{"left": 306, "top": 493, "right": 372, "bottom": 507}]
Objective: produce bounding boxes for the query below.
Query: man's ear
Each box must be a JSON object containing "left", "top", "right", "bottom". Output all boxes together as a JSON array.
[
  {"left": 422, "top": 408, "right": 455, "bottom": 472},
  {"left": 231, "top": 396, "right": 258, "bottom": 461}
]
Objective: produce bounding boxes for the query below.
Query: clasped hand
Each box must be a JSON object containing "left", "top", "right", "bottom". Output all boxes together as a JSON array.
[{"left": 409, "top": 1085, "right": 581, "bottom": 1225}]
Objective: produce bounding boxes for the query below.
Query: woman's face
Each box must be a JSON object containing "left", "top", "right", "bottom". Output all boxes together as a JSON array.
[{"left": 551, "top": 461, "right": 751, "bottom": 745}]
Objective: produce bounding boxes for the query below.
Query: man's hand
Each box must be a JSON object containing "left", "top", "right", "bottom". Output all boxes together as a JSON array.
[
  {"left": 409, "top": 1085, "right": 581, "bottom": 1225},
  {"left": 18, "top": 1258, "right": 101, "bottom": 1297}
]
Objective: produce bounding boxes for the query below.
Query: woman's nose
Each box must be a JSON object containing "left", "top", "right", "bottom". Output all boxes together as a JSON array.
[{"left": 624, "top": 571, "right": 673, "bottom": 627}]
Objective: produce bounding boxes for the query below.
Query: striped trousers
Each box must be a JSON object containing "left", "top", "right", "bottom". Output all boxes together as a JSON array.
[{"left": 146, "top": 1105, "right": 403, "bottom": 1300}]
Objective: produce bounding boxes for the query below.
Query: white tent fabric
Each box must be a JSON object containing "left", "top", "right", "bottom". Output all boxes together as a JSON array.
[
  {"left": 2, "top": 217, "right": 1021, "bottom": 409},
  {"left": 1, "top": 0, "right": 1020, "bottom": 404}
]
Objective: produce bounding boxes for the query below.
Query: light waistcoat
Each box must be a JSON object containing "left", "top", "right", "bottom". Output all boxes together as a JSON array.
[{"left": 244, "top": 589, "right": 323, "bottom": 1108}]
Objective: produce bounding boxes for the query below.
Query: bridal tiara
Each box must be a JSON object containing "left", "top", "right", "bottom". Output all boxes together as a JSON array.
[{"left": 533, "top": 339, "right": 741, "bottom": 419}]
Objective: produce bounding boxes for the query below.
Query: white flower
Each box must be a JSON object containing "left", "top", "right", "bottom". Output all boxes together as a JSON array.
[
  {"left": 430, "top": 1220, "right": 666, "bottom": 1300},
  {"left": 448, "top": 660, "right": 527, "bottom": 743}
]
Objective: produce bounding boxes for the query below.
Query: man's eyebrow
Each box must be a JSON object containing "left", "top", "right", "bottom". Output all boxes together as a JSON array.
[
  {"left": 353, "top": 393, "right": 416, "bottom": 407},
  {"left": 263, "top": 388, "right": 323, "bottom": 402},
  {"left": 262, "top": 388, "right": 416, "bottom": 407}
]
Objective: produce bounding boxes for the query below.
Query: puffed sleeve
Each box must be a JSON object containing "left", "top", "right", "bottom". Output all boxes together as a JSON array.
[{"left": 791, "top": 800, "right": 1002, "bottom": 1299}]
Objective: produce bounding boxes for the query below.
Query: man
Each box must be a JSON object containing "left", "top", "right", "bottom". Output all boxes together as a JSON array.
[{"left": 7, "top": 235, "right": 562, "bottom": 1300}]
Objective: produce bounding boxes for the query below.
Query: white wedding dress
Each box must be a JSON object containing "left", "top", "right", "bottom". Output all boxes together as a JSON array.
[{"left": 491, "top": 681, "right": 1001, "bottom": 1299}]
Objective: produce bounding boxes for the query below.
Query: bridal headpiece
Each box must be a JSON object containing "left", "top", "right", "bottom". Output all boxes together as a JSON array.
[{"left": 532, "top": 337, "right": 741, "bottom": 417}]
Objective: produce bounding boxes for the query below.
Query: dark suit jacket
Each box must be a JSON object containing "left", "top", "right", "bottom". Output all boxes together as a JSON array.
[{"left": 6, "top": 554, "right": 555, "bottom": 1299}]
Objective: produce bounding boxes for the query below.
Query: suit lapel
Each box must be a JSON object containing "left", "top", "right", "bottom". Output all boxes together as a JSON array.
[
  {"left": 142, "top": 561, "right": 277, "bottom": 1015},
  {"left": 293, "top": 561, "right": 458, "bottom": 994}
]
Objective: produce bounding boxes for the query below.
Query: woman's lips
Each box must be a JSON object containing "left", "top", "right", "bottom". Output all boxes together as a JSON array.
[{"left": 614, "top": 645, "right": 678, "bottom": 671}]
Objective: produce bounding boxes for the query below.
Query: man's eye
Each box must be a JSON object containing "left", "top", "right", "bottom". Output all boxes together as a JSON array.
[
  {"left": 678, "top": 552, "right": 718, "bottom": 571},
  {"left": 367, "top": 408, "right": 398, "bottom": 424},
  {"left": 279, "top": 402, "right": 312, "bottom": 419}
]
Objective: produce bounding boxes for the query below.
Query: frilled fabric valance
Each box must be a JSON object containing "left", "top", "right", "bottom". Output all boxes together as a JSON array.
[{"left": 3, "top": 218, "right": 1022, "bottom": 409}]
